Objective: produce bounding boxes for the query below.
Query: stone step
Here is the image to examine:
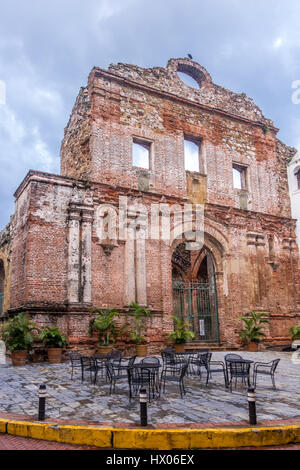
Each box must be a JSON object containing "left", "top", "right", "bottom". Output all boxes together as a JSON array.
[{"left": 184, "top": 342, "right": 240, "bottom": 352}]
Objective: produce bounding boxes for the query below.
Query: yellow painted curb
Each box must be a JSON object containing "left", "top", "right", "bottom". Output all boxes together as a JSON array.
[
  {"left": 1, "top": 419, "right": 300, "bottom": 449},
  {"left": 6, "top": 421, "right": 112, "bottom": 448},
  {"left": 113, "top": 425, "right": 300, "bottom": 449},
  {"left": 0, "top": 419, "right": 7, "bottom": 434}
]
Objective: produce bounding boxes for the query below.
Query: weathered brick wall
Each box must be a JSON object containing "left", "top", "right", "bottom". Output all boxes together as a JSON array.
[
  {"left": 61, "top": 58, "right": 292, "bottom": 219},
  {"left": 60, "top": 87, "right": 92, "bottom": 179},
  {"left": 0, "top": 222, "right": 13, "bottom": 315},
  {"left": 3, "top": 58, "right": 300, "bottom": 353}
]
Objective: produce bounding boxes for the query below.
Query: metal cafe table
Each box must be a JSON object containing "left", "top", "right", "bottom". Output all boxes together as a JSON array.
[{"left": 127, "top": 362, "right": 161, "bottom": 401}]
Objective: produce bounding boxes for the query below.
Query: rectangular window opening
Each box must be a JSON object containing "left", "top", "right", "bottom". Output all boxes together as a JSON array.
[
  {"left": 233, "top": 164, "right": 247, "bottom": 190},
  {"left": 184, "top": 138, "right": 200, "bottom": 172},
  {"left": 132, "top": 139, "right": 150, "bottom": 169}
]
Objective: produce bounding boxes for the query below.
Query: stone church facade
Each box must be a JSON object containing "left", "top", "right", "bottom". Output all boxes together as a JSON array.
[{"left": 0, "top": 58, "right": 299, "bottom": 353}]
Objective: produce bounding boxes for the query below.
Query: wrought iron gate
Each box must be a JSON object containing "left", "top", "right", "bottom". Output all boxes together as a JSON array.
[{"left": 172, "top": 277, "right": 219, "bottom": 342}]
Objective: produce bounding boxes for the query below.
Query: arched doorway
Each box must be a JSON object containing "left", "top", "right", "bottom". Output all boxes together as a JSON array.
[
  {"left": 172, "top": 242, "right": 219, "bottom": 342},
  {"left": 0, "top": 260, "right": 4, "bottom": 314}
]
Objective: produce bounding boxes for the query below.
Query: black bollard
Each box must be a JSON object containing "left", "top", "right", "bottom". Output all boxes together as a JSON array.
[
  {"left": 247, "top": 386, "right": 257, "bottom": 425},
  {"left": 38, "top": 384, "right": 47, "bottom": 421},
  {"left": 139, "top": 388, "right": 148, "bottom": 426}
]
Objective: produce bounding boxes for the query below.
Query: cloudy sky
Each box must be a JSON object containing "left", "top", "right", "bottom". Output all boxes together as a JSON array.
[{"left": 1, "top": 0, "right": 300, "bottom": 229}]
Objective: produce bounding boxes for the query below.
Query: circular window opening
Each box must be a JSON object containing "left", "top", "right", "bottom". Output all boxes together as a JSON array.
[
  {"left": 177, "top": 71, "right": 200, "bottom": 89},
  {"left": 176, "top": 63, "right": 206, "bottom": 89}
]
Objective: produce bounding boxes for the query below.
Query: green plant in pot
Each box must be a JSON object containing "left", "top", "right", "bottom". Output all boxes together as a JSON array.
[
  {"left": 1, "top": 312, "right": 38, "bottom": 366},
  {"left": 289, "top": 325, "right": 300, "bottom": 341},
  {"left": 289, "top": 325, "right": 300, "bottom": 350},
  {"left": 89, "top": 308, "right": 120, "bottom": 354},
  {"left": 168, "top": 316, "right": 195, "bottom": 352},
  {"left": 127, "top": 302, "right": 151, "bottom": 357},
  {"left": 39, "top": 326, "right": 68, "bottom": 364},
  {"left": 239, "top": 311, "right": 269, "bottom": 351}
]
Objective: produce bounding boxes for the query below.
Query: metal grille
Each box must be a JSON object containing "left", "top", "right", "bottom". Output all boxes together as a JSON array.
[{"left": 172, "top": 278, "right": 219, "bottom": 342}]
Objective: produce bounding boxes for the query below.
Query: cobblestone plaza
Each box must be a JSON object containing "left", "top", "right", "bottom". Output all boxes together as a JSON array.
[{"left": 0, "top": 351, "right": 299, "bottom": 427}]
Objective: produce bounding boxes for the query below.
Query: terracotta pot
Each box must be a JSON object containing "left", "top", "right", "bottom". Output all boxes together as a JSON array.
[
  {"left": 247, "top": 342, "right": 259, "bottom": 352},
  {"left": 97, "top": 345, "right": 113, "bottom": 355},
  {"left": 47, "top": 348, "right": 63, "bottom": 364},
  {"left": 174, "top": 344, "right": 185, "bottom": 353},
  {"left": 11, "top": 350, "right": 27, "bottom": 366},
  {"left": 136, "top": 344, "right": 148, "bottom": 357}
]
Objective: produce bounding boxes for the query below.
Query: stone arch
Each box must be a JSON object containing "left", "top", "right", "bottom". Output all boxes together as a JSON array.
[
  {"left": 171, "top": 223, "right": 228, "bottom": 343},
  {"left": 167, "top": 58, "right": 213, "bottom": 89}
]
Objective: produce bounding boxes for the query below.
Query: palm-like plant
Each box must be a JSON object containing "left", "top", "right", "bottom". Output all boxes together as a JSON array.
[
  {"left": 89, "top": 308, "right": 120, "bottom": 346},
  {"left": 239, "top": 311, "right": 270, "bottom": 344},
  {"left": 39, "top": 326, "right": 68, "bottom": 349},
  {"left": 168, "top": 316, "right": 195, "bottom": 345},
  {"left": 1, "top": 312, "right": 38, "bottom": 351},
  {"left": 289, "top": 325, "right": 300, "bottom": 341},
  {"left": 128, "top": 301, "right": 151, "bottom": 345}
]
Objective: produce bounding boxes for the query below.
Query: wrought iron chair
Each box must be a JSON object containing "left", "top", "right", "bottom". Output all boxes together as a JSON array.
[
  {"left": 198, "top": 353, "right": 228, "bottom": 388},
  {"left": 127, "top": 366, "right": 153, "bottom": 401},
  {"left": 69, "top": 352, "right": 82, "bottom": 380},
  {"left": 190, "top": 351, "right": 212, "bottom": 377},
  {"left": 159, "top": 361, "right": 189, "bottom": 398},
  {"left": 224, "top": 354, "right": 244, "bottom": 383},
  {"left": 80, "top": 356, "right": 97, "bottom": 383},
  {"left": 109, "top": 349, "right": 123, "bottom": 360},
  {"left": 161, "top": 351, "right": 176, "bottom": 369},
  {"left": 93, "top": 356, "right": 110, "bottom": 383},
  {"left": 253, "top": 359, "right": 280, "bottom": 390},
  {"left": 105, "top": 356, "right": 137, "bottom": 394},
  {"left": 189, "top": 350, "right": 210, "bottom": 376},
  {"left": 162, "top": 347, "right": 176, "bottom": 355},
  {"left": 228, "top": 361, "right": 251, "bottom": 391},
  {"left": 114, "top": 355, "right": 136, "bottom": 377}
]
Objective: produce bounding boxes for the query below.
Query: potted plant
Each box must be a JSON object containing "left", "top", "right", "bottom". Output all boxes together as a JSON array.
[
  {"left": 289, "top": 325, "right": 300, "bottom": 350},
  {"left": 167, "top": 316, "right": 195, "bottom": 352},
  {"left": 1, "top": 312, "right": 38, "bottom": 366},
  {"left": 127, "top": 302, "right": 151, "bottom": 357},
  {"left": 89, "top": 308, "right": 120, "bottom": 354},
  {"left": 239, "top": 311, "right": 270, "bottom": 352},
  {"left": 39, "top": 326, "right": 68, "bottom": 363}
]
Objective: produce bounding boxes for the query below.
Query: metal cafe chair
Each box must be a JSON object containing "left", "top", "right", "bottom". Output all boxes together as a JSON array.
[
  {"left": 253, "top": 358, "right": 280, "bottom": 390},
  {"left": 127, "top": 366, "right": 153, "bottom": 402},
  {"left": 159, "top": 361, "right": 189, "bottom": 398},
  {"left": 112, "top": 355, "right": 137, "bottom": 380},
  {"left": 161, "top": 351, "right": 176, "bottom": 370},
  {"left": 108, "top": 349, "right": 123, "bottom": 361},
  {"left": 224, "top": 354, "right": 244, "bottom": 383},
  {"left": 198, "top": 353, "right": 228, "bottom": 388},
  {"left": 69, "top": 352, "right": 82, "bottom": 380},
  {"left": 189, "top": 351, "right": 210, "bottom": 377},
  {"left": 80, "top": 356, "right": 97, "bottom": 384},
  {"left": 228, "top": 360, "right": 252, "bottom": 392},
  {"left": 105, "top": 361, "right": 129, "bottom": 394}
]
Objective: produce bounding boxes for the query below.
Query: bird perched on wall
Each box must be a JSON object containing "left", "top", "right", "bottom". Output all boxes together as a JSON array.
[{"left": 187, "top": 54, "right": 193, "bottom": 59}]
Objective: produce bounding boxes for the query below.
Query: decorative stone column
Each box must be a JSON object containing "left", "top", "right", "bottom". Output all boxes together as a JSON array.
[
  {"left": 125, "top": 224, "right": 136, "bottom": 305},
  {"left": 136, "top": 227, "right": 147, "bottom": 306},
  {"left": 67, "top": 204, "right": 81, "bottom": 303},
  {"left": 81, "top": 208, "right": 94, "bottom": 304}
]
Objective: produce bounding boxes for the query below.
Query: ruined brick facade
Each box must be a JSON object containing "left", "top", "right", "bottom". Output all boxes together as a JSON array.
[{"left": 1, "top": 58, "right": 300, "bottom": 352}]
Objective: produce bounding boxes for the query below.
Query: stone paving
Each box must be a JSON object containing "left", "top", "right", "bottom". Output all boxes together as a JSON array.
[{"left": 0, "top": 351, "right": 299, "bottom": 427}]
